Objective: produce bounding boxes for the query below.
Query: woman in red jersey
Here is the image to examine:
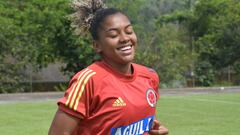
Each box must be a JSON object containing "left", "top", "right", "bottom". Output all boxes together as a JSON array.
[{"left": 48, "top": 0, "right": 168, "bottom": 135}]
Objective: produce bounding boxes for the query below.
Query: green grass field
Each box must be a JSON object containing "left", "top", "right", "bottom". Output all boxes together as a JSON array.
[
  {"left": 0, "top": 101, "right": 57, "bottom": 135},
  {"left": 157, "top": 93, "right": 240, "bottom": 135},
  {"left": 0, "top": 93, "right": 239, "bottom": 135}
]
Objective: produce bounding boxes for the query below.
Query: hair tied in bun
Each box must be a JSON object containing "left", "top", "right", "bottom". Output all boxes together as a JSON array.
[{"left": 69, "top": 0, "right": 106, "bottom": 36}]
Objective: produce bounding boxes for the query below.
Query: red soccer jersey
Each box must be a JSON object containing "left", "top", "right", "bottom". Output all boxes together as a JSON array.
[{"left": 58, "top": 60, "right": 160, "bottom": 135}]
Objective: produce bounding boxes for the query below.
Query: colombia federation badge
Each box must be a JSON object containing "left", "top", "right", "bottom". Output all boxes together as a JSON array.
[{"left": 146, "top": 88, "right": 157, "bottom": 107}]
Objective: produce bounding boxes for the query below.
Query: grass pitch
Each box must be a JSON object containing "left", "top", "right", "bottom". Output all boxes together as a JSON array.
[
  {"left": 0, "top": 93, "right": 239, "bottom": 135},
  {"left": 0, "top": 101, "right": 57, "bottom": 135},
  {"left": 157, "top": 93, "right": 240, "bottom": 135}
]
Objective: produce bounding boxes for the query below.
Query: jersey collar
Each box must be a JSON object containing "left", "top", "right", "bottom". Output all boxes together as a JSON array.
[{"left": 100, "top": 60, "right": 137, "bottom": 82}]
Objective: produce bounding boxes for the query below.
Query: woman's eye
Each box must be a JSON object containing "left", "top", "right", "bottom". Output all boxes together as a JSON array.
[
  {"left": 109, "top": 34, "right": 118, "bottom": 38},
  {"left": 126, "top": 28, "right": 133, "bottom": 34},
  {"left": 107, "top": 31, "right": 118, "bottom": 38},
  {"left": 126, "top": 30, "right": 133, "bottom": 34}
]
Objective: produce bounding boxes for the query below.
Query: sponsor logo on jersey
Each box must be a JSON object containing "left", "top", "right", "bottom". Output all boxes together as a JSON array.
[
  {"left": 113, "top": 97, "right": 126, "bottom": 107},
  {"left": 146, "top": 89, "right": 157, "bottom": 107},
  {"left": 110, "top": 115, "right": 154, "bottom": 135}
]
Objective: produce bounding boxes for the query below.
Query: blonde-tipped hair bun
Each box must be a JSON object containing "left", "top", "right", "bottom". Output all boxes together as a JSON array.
[{"left": 69, "top": 0, "right": 106, "bottom": 36}]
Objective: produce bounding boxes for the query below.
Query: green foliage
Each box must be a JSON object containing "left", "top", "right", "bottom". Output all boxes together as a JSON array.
[
  {"left": 161, "top": 0, "right": 240, "bottom": 86},
  {"left": 52, "top": 20, "right": 95, "bottom": 76},
  {"left": 233, "top": 61, "right": 240, "bottom": 82},
  {"left": 193, "top": 0, "right": 240, "bottom": 69},
  {"left": 190, "top": 0, "right": 240, "bottom": 85},
  {"left": 0, "top": 0, "right": 92, "bottom": 92},
  {"left": 194, "top": 61, "right": 216, "bottom": 86},
  {"left": 54, "top": 83, "right": 68, "bottom": 92},
  {"left": 136, "top": 23, "right": 194, "bottom": 88},
  {"left": 1, "top": 0, "right": 240, "bottom": 91},
  {"left": 1, "top": 0, "right": 69, "bottom": 67}
]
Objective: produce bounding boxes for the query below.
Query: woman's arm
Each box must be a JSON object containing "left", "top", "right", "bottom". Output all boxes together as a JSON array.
[{"left": 48, "top": 109, "right": 82, "bottom": 135}]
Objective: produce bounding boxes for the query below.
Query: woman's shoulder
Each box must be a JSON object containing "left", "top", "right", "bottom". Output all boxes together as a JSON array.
[
  {"left": 133, "top": 63, "right": 158, "bottom": 75},
  {"left": 70, "top": 62, "right": 108, "bottom": 85},
  {"left": 133, "top": 63, "right": 159, "bottom": 80},
  {"left": 70, "top": 61, "right": 108, "bottom": 81},
  {"left": 133, "top": 63, "right": 160, "bottom": 90}
]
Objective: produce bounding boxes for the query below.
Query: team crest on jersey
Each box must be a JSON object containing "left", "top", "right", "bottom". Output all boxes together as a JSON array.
[{"left": 146, "top": 89, "right": 157, "bottom": 107}]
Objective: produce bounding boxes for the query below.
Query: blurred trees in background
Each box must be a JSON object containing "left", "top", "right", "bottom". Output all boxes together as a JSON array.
[
  {"left": 0, "top": 0, "right": 240, "bottom": 92},
  {"left": 191, "top": 0, "right": 240, "bottom": 86},
  {"left": 0, "top": 0, "right": 95, "bottom": 93},
  {"left": 1, "top": 0, "right": 69, "bottom": 92}
]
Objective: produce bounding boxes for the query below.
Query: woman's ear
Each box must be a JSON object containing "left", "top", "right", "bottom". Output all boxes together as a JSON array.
[{"left": 93, "top": 41, "right": 102, "bottom": 53}]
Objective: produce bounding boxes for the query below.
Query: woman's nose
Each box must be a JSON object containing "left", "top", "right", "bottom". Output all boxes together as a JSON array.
[{"left": 119, "top": 33, "right": 130, "bottom": 43}]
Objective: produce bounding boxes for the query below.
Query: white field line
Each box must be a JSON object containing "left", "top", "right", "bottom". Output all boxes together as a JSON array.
[
  {"left": 166, "top": 96, "right": 240, "bottom": 105},
  {"left": 190, "top": 98, "right": 240, "bottom": 105}
]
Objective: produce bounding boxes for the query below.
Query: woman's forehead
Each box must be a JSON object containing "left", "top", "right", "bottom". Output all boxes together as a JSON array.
[{"left": 100, "top": 13, "right": 131, "bottom": 30}]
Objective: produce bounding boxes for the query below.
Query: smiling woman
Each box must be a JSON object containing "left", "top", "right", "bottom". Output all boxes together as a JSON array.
[
  {"left": 94, "top": 12, "right": 137, "bottom": 74},
  {"left": 48, "top": 0, "right": 168, "bottom": 135}
]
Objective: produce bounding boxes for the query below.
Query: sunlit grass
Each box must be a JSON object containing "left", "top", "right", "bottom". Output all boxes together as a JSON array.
[
  {"left": 0, "top": 93, "right": 239, "bottom": 135},
  {"left": 157, "top": 93, "right": 240, "bottom": 135},
  {"left": 0, "top": 101, "right": 57, "bottom": 135}
]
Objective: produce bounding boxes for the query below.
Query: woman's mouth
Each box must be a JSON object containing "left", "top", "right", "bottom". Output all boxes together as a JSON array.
[{"left": 117, "top": 45, "right": 132, "bottom": 51}]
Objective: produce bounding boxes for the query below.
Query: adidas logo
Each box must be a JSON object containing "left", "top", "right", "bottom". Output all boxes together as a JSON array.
[{"left": 113, "top": 97, "right": 126, "bottom": 107}]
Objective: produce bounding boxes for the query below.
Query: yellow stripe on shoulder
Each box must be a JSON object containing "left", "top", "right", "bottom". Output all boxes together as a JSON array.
[
  {"left": 65, "top": 68, "right": 96, "bottom": 107},
  {"left": 69, "top": 69, "right": 94, "bottom": 108},
  {"left": 73, "top": 71, "right": 96, "bottom": 110}
]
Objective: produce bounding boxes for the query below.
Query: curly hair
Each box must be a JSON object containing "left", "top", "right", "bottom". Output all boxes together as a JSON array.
[{"left": 70, "top": 0, "right": 125, "bottom": 40}]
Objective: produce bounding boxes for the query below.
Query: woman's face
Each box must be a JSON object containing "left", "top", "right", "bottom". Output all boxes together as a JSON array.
[{"left": 94, "top": 13, "right": 137, "bottom": 66}]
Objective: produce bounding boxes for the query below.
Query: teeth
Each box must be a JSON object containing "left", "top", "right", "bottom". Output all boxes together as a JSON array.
[{"left": 119, "top": 45, "right": 132, "bottom": 51}]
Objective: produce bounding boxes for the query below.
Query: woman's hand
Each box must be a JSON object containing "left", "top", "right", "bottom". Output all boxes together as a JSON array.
[{"left": 149, "top": 119, "right": 169, "bottom": 135}]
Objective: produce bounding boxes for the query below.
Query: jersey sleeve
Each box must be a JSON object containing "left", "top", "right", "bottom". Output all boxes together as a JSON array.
[
  {"left": 58, "top": 68, "right": 96, "bottom": 119},
  {"left": 148, "top": 68, "right": 160, "bottom": 91},
  {"left": 146, "top": 68, "right": 160, "bottom": 102}
]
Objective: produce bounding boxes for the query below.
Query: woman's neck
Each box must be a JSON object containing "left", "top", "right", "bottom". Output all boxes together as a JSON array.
[{"left": 103, "top": 59, "right": 133, "bottom": 75}]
